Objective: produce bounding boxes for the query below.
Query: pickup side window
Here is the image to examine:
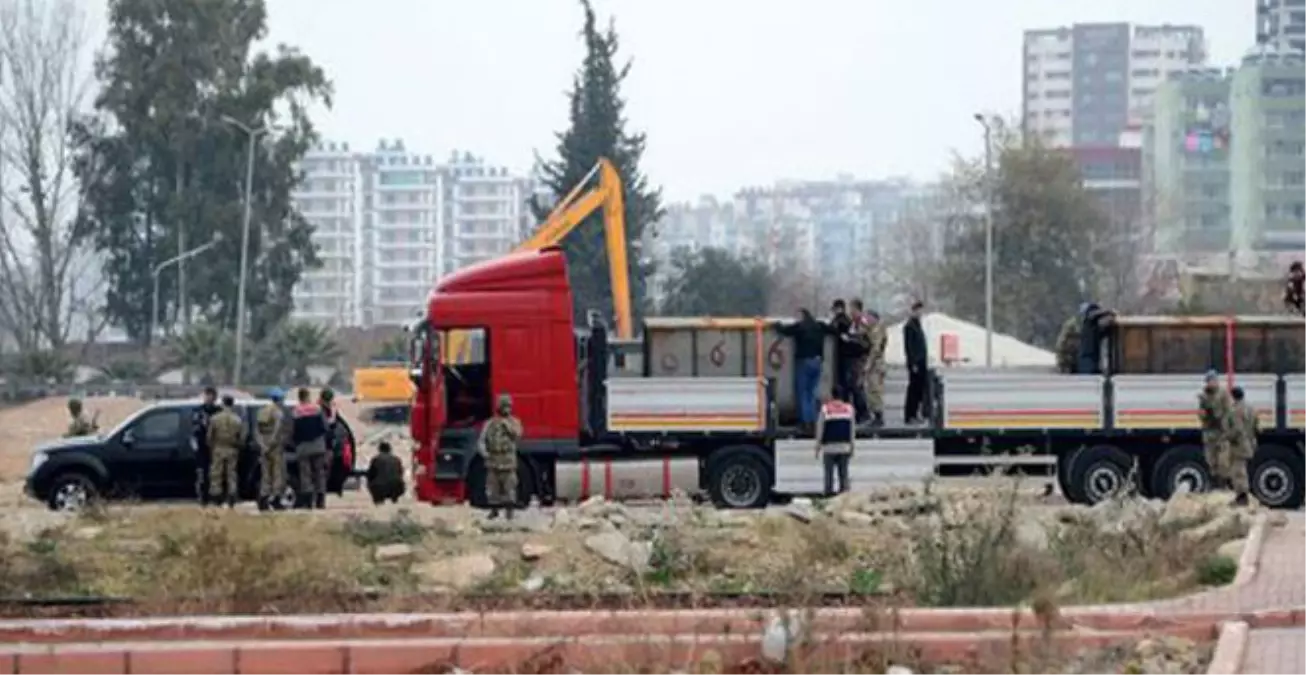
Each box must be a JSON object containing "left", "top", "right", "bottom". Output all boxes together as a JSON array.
[{"left": 131, "top": 409, "right": 183, "bottom": 442}]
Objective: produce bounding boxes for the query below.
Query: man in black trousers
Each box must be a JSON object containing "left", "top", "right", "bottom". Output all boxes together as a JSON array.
[{"left": 902, "top": 301, "right": 929, "bottom": 425}]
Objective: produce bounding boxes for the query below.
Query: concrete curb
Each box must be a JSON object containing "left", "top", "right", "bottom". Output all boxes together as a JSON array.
[
  {"left": 1232, "top": 512, "right": 1269, "bottom": 588},
  {"left": 0, "top": 624, "right": 1224, "bottom": 674},
  {"left": 1206, "top": 620, "right": 1249, "bottom": 675}
]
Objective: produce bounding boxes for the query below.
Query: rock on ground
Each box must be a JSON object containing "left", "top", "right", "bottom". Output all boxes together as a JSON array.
[
  {"left": 1216, "top": 537, "right": 1245, "bottom": 561},
  {"left": 374, "top": 543, "right": 414, "bottom": 562},
  {"left": 413, "top": 552, "right": 497, "bottom": 590},
  {"left": 584, "top": 530, "right": 651, "bottom": 574}
]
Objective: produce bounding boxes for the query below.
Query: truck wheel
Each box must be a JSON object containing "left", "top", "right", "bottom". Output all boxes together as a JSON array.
[
  {"left": 1057, "top": 447, "right": 1088, "bottom": 504},
  {"left": 1149, "top": 445, "right": 1211, "bottom": 500},
  {"left": 1069, "top": 445, "right": 1132, "bottom": 505},
  {"left": 47, "top": 471, "right": 100, "bottom": 512},
  {"left": 1249, "top": 445, "right": 1304, "bottom": 509},
  {"left": 708, "top": 448, "right": 772, "bottom": 509}
]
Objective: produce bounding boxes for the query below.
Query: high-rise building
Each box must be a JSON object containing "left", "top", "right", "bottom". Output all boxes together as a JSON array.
[
  {"left": 1229, "top": 48, "right": 1306, "bottom": 252},
  {"left": 1257, "top": 0, "right": 1306, "bottom": 54},
  {"left": 290, "top": 141, "right": 537, "bottom": 327},
  {"left": 1146, "top": 68, "right": 1235, "bottom": 254},
  {"left": 1023, "top": 23, "right": 1207, "bottom": 147},
  {"left": 291, "top": 141, "right": 362, "bottom": 327}
]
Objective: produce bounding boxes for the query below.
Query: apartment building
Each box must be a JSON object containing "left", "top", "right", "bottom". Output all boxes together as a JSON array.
[
  {"left": 442, "top": 151, "right": 537, "bottom": 271},
  {"left": 291, "top": 141, "right": 537, "bottom": 328},
  {"left": 1146, "top": 68, "right": 1235, "bottom": 253},
  {"left": 1257, "top": 0, "right": 1306, "bottom": 53},
  {"left": 291, "top": 141, "right": 362, "bottom": 327},
  {"left": 1023, "top": 23, "right": 1207, "bottom": 146},
  {"left": 1229, "top": 48, "right": 1306, "bottom": 252}
]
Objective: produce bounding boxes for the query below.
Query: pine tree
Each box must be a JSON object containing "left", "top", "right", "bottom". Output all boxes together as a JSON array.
[{"left": 532, "top": 0, "right": 663, "bottom": 326}]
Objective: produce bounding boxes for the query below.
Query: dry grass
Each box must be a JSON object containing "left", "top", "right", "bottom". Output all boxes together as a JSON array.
[{"left": 0, "top": 478, "right": 1248, "bottom": 616}]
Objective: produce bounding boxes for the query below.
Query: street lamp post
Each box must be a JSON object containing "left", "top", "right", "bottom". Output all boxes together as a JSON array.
[
  {"left": 221, "top": 115, "right": 274, "bottom": 388},
  {"left": 152, "top": 237, "right": 223, "bottom": 346},
  {"left": 973, "top": 113, "right": 995, "bottom": 368}
]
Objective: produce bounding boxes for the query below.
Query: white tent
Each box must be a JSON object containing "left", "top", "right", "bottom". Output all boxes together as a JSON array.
[{"left": 884, "top": 312, "right": 1056, "bottom": 368}]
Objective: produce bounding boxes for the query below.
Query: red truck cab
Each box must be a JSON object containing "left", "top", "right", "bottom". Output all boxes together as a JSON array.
[{"left": 409, "top": 247, "right": 580, "bottom": 503}]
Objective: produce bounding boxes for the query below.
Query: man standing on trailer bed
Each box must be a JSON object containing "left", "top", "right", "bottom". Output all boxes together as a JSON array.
[
  {"left": 1198, "top": 372, "right": 1237, "bottom": 495},
  {"left": 902, "top": 301, "right": 929, "bottom": 425},
  {"left": 862, "top": 308, "right": 888, "bottom": 428},
  {"left": 1229, "top": 386, "right": 1257, "bottom": 506},
  {"left": 479, "top": 393, "right": 523, "bottom": 520},
  {"left": 774, "top": 309, "right": 827, "bottom": 434}
]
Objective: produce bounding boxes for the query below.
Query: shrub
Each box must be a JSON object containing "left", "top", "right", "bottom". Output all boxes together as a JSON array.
[{"left": 1195, "top": 554, "right": 1238, "bottom": 587}]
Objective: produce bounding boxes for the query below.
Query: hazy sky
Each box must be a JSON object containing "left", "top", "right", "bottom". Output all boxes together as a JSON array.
[{"left": 87, "top": 0, "right": 1252, "bottom": 201}]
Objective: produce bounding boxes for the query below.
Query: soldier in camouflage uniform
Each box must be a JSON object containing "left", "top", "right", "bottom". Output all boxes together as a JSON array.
[
  {"left": 1198, "top": 371, "right": 1236, "bottom": 495},
  {"left": 256, "top": 388, "right": 288, "bottom": 511},
  {"left": 1228, "top": 387, "right": 1257, "bottom": 506},
  {"left": 1054, "top": 308, "right": 1084, "bottom": 374},
  {"left": 861, "top": 309, "right": 888, "bottom": 428},
  {"left": 65, "top": 398, "right": 98, "bottom": 438},
  {"left": 478, "top": 393, "right": 523, "bottom": 520},
  {"left": 206, "top": 395, "right": 247, "bottom": 508}
]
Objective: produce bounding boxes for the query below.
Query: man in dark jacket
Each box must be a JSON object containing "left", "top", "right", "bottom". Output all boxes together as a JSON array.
[
  {"left": 366, "top": 441, "right": 405, "bottom": 505},
  {"left": 829, "top": 299, "right": 870, "bottom": 422},
  {"left": 291, "top": 388, "right": 330, "bottom": 509},
  {"left": 902, "top": 301, "right": 929, "bottom": 425},
  {"left": 1077, "top": 303, "right": 1116, "bottom": 374},
  {"left": 1286, "top": 262, "right": 1304, "bottom": 315},
  {"left": 775, "top": 308, "right": 827, "bottom": 433},
  {"left": 191, "top": 386, "right": 221, "bottom": 506}
]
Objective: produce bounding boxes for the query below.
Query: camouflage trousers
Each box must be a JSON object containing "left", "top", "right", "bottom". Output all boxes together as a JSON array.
[
  {"left": 297, "top": 449, "right": 329, "bottom": 496},
  {"left": 209, "top": 446, "right": 239, "bottom": 499},
  {"left": 1204, "top": 436, "right": 1248, "bottom": 493},
  {"left": 485, "top": 467, "right": 518, "bottom": 507},
  {"left": 259, "top": 444, "right": 286, "bottom": 499},
  {"left": 863, "top": 364, "right": 885, "bottom": 414}
]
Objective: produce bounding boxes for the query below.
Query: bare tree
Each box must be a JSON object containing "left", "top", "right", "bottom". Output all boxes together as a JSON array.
[{"left": 0, "top": 0, "right": 102, "bottom": 353}]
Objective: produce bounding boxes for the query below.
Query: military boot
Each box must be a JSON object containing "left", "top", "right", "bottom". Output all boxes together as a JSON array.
[
  {"left": 256, "top": 498, "right": 270, "bottom": 513},
  {"left": 870, "top": 412, "right": 885, "bottom": 428},
  {"left": 226, "top": 496, "right": 236, "bottom": 510},
  {"left": 315, "top": 494, "right": 326, "bottom": 510},
  {"left": 505, "top": 507, "right": 515, "bottom": 521},
  {"left": 487, "top": 508, "right": 500, "bottom": 520}
]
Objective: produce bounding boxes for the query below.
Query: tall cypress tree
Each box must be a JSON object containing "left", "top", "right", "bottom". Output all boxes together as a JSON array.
[{"left": 532, "top": 0, "right": 663, "bottom": 326}]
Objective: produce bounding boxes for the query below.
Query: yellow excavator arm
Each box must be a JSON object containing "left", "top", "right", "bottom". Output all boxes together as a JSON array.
[{"left": 444, "top": 156, "right": 632, "bottom": 362}]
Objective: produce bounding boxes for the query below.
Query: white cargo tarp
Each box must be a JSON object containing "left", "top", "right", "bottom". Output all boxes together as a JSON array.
[{"left": 884, "top": 312, "right": 1056, "bottom": 368}]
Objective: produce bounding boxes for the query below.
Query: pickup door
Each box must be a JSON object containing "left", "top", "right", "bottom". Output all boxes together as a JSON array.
[{"left": 109, "top": 406, "right": 190, "bottom": 498}]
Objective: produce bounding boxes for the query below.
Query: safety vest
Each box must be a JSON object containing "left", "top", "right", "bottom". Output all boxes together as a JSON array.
[{"left": 818, "top": 400, "right": 855, "bottom": 452}]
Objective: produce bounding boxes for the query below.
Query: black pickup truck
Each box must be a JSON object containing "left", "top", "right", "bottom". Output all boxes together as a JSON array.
[{"left": 24, "top": 399, "right": 358, "bottom": 511}]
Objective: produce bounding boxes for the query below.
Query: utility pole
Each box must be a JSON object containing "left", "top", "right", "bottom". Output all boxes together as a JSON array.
[
  {"left": 152, "top": 236, "right": 223, "bottom": 354},
  {"left": 221, "top": 115, "right": 274, "bottom": 387},
  {"left": 972, "top": 113, "right": 995, "bottom": 368}
]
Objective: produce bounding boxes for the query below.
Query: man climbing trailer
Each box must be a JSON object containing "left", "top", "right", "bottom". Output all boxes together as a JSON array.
[{"left": 402, "top": 245, "right": 1305, "bottom": 511}]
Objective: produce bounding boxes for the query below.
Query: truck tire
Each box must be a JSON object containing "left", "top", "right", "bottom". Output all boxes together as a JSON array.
[
  {"left": 1057, "top": 447, "right": 1087, "bottom": 504},
  {"left": 1249, "top": 444, "right": 1304, "bottom": 509},
  {"left": 1069, "top": 444, "right": 1132, "bottom": 505},
  {"left": 1149, "top": 444, "right": 1212, "bottom": 500},
  {"left": 466, "top": 456, "right": 538, "bottom": 509},
  {"left": 707, "top": 447, "right": 772, "bottom": 509}
]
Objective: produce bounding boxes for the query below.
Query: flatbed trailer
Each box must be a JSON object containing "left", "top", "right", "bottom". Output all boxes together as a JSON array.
[{"left": 407, "top": 248, "right": 1306, "bottom": 510}]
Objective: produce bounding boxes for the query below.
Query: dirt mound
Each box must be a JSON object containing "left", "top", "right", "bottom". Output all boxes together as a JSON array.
[{"left": 0, "top": 396, "right": 147, "bottom": 482}]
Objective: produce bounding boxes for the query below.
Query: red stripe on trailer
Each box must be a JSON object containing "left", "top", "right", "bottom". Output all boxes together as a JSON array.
[
  {"left": 603, "top": 460, "right": 614, "bottom": 500},
  {"left": 662, "top": 456, "right": 672, "bottom": 498},
  {"left": 580, "top": 457, "right": 590, "bottom": 499}
]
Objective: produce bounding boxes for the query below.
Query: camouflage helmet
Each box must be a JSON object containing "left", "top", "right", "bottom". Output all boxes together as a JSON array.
[
  {"left": 67, "top": 397, "right": 82, "bottom": 413},
  {"left": 496, "top": 393, "right": 513, "bottom": 410}
]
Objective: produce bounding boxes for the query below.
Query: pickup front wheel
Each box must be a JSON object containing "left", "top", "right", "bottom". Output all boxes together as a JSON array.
[{"left": 47, "top": 472, "right": 99, "bottom": 512}]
